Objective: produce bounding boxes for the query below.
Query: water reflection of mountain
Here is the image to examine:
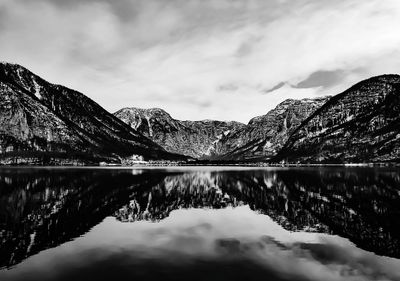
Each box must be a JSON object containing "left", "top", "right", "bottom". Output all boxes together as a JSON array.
[
  {"left": 0, "top": 168, "right": 166, "bottom": 268},
  {"left": 231, "top": 168, "right": 400, "bottom": 258},
  {"left": 114, "top": 168, "right": 400, "bottom": 258},
  {"left": 1, "top": 168, "right": 400, "bottom": 268},
  {"left": 114, "top": 172, "right": 243, "bottom": 222}
]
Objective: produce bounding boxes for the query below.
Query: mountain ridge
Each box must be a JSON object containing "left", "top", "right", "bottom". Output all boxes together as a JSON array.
[
  {"left": 2, "top": 61, "right": 400, "bottom": 164},
  {"left": 114, "top": 107, "right": 245, "bottom": 158},
  {"left": 209, "top": 96, "right": 330, "bottom": 160},
  {"left": 114, "top": 97, "right": 330, "bottom": 160},
  {"left": 274, "top": 74, "right": 400, "bottom": 163},
  {"left": 0, "top": 62, "right": 187, "bottom": 164}
]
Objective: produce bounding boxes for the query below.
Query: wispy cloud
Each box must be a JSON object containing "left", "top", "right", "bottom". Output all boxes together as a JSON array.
[{"left": 1, "top": 0, "right": 400, "bottom": 122}]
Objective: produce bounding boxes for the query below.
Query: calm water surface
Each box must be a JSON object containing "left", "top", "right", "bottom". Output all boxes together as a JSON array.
[{"left": 1, "top": 167, "right": 400, "bottom": 281}]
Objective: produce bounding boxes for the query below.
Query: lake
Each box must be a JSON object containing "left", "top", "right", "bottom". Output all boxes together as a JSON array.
[{"left": 1, "top": 166, "right": 400, "bottom": 281}]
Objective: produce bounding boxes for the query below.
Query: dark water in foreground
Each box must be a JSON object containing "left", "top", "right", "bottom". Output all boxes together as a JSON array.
[{"left": 1, "top": 167, "right": 400, "bottom": 281}]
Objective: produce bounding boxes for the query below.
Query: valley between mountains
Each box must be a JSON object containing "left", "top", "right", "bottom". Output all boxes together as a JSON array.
[{"left": 1, "top": 62, "right": 400, "bottom": 165}]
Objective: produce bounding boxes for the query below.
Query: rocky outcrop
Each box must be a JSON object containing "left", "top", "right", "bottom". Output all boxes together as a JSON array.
[
  {"left": 0, "top": 62, "right": 186, "bottom": 164},
  {"left": 209, "top": 97, "right": 330, "bottom": 160},
  {"left": 275, "top": 75, "right": 400, "bottom": 163},
  {"left": 114, "top": 107, "right": 245, "bottom": 158}
]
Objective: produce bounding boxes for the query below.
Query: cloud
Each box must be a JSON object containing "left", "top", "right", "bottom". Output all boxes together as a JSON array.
[
  {"left": 294, "top": 70, "right": 347, "bottom": 89},
  {"left": 263, "top": 82, "right": 285, "bottom": 93},
  {"left": 1, "top": 0, "right": 400, "bottom": 122}
]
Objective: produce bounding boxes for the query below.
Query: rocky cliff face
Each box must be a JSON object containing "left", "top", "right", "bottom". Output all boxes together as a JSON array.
[
  {"left": 0, "top": 62, "right": 186, "bottom": 164},
  {"left": 275, "top": 75, "right": 400, "bottom": 163},
  {"left": 115, "top": 107, "right": 245, "bottom": 158},
  {"left": 209, "top": 97, "right": 330, "bottom": 160}
]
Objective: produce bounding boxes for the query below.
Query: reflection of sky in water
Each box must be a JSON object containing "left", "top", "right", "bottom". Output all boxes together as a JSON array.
[
  {"left": 1, "top": 206, "right": 400, "bottom": 281},
  {"left": 1, "top": 167, "right": 400, "bottom": 280}
]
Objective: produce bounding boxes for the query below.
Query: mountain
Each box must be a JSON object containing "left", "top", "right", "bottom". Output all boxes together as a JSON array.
[
  {"left": 3, "top": 61, "right": 399, "bottom": 164},
  {"left": 275, "top": 75, "right": 400, "bottom": 163},
  {"left": 209, "top": 97, "right": 330, "bottom": 161},
  {"left": 0, "top": 62, "right": 186, "bottom": 164},
  {"left": 114, "top": 98, "right": 328, "bottom": 160},
  {"left": 114, "top": 107, "right": 245, "bottom": 158}
]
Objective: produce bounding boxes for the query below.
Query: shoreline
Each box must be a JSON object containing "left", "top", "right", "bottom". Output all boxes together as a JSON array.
[{"left": 0, "top": 162, "right": 399, "bottom": 168}]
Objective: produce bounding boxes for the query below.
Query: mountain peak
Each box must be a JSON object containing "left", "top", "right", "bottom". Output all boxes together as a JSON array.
[
  {"left": 115, "top": 107, "right": 245, "bottom": 158},
  {"left": 370, "top": 74, "right": 400, "bottom": 82},
  {"left": 0, "top": 61, "right": 33, "bottom": 75},
  {"left": 275, "top": 73, "right": 400, "bottom": 163},
  {"left": 0, "top": 63, "right": 186, "bottom": 164},
  {"left": 248, "top": 96, "right": 330, "bottom": 126}
]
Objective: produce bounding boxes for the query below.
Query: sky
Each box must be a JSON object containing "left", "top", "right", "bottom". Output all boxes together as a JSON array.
[{"left": 1, "top": 0, "right": 400, "bottom": 123}]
